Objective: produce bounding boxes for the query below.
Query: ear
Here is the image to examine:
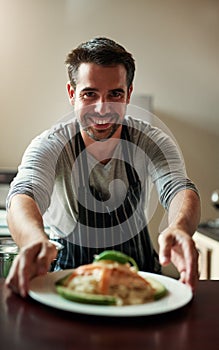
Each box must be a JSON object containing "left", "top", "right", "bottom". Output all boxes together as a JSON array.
[
  {"left": 126, "top": 84, "right": 133, "bottom": 104},
  {"left": 66, "top": 82, "right": 75, "bottom": 105}
]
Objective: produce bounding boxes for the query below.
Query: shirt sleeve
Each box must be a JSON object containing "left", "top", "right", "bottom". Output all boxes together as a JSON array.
[
  {"left": 6, "top": 128, "right": 68, "bottom": 215},
  {"left": 145, "top": 126, "right": 199, "bottom": 210}
]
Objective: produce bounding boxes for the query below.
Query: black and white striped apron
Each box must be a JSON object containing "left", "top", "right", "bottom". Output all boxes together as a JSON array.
[{"left": 54, "top": 122, "right": 161, "bottom": 273}]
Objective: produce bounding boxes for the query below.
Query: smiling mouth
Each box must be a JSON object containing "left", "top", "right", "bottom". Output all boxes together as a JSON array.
[
  {"left": 86, "top": 115, "right": 119, "bottom": 130},
  {"left": 93, "top": 118, "right": 111, "bottom": 125},
  {"left": 91, "top": 119, "right": 112, "bottom": 130}
]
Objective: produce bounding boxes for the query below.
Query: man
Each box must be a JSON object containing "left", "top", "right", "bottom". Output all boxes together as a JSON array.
[{"left": 5, "top": 37, "right": 200, "bottom": 297}]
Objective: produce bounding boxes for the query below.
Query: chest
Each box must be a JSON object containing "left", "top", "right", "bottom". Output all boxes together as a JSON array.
[{"left": 89, "top": 158, "right": 129, "bottom": 206}]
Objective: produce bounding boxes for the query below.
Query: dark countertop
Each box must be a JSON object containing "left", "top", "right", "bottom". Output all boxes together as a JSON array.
[{"left": 1, "top": 279, "right": 219, "bottom": 350}]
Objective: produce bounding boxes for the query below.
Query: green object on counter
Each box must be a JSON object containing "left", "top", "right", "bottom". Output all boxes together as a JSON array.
[
  {"left": 0, "top": 237, "right": 19, "bottom": 278},
  {"left": 93, "top": 250, "right": 139, "bottom": 271},
  {"left": 0, "top": 253, "right": 16, "bottom": 278}
]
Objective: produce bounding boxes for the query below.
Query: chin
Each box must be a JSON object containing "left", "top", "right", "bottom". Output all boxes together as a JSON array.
[{"left": 87, "top": 124, "right": 120, "bottom": 142}]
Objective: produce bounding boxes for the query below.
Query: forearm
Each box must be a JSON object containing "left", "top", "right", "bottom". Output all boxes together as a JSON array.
[
  {"left": 167, "top": 189, "right": 201, "bottom": 236},
  {"left": 7, "top": 194, "right": 48, "bottom": 248}
]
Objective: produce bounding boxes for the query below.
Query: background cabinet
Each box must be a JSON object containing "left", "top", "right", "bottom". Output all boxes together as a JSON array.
[{"left": 194, "top": 231, "right": 219, "bottom": 280}]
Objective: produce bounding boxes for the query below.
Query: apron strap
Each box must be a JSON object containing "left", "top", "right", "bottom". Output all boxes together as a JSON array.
[
  {"left": 75, "top": 121, "right": 89, "bottom": 188},
  {"left": 121, "top": 121, "right": 139, "bottom": 185}
]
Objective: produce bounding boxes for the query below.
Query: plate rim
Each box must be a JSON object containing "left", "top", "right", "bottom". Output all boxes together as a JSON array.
[{"left": 28, "top": 269, "right": 193, "bottom": 317}]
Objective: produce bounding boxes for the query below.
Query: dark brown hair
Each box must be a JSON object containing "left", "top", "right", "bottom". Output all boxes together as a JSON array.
[{"left": 65, "top": 37, "right": 135, "bottom": 89}]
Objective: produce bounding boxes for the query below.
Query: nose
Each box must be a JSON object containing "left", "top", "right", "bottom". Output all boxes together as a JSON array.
[{"left": 94, "top": 99, "right": 111, "bottom": 116}]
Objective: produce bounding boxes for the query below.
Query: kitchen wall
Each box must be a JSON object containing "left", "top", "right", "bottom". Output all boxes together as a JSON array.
[{"left": 0, "top": 0, "right": 219, "bottom": 235}]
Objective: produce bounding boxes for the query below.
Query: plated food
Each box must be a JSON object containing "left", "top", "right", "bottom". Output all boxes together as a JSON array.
[{"left": 55, "top": 250, "right": 167, "bottom": 306}]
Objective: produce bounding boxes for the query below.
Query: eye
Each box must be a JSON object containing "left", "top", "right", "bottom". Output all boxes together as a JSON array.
[
  {"left": 109, "top": 90, "right": 125, "bottom": 99},
  {"left": 80, "top": 91, "right": 97, "bottom": 101},
  {"left": 84, "top": 91, "right": 95, "bottom": 98}
]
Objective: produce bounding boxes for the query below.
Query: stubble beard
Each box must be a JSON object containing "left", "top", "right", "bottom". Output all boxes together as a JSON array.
[
  {"left": 84, "top": 122, "right": 121, "bottom": 142},
  {"left": 80, "top": 112, "right": 122, "bottom": 142}
]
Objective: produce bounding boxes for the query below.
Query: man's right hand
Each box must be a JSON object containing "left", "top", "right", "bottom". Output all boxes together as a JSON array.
[{"left": 5, "top": 240, "right": 57, "bottom": 297}]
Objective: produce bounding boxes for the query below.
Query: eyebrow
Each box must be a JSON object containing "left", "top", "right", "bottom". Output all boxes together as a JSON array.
[
  {"left": 80, "top": 87, "right": 126, "bottom": 93},
  {"left": 80, "top": 87, "right": 98, "bottom": 92},
  {"left": 110, "top": 88, "right": 126, "bottom": 93}
]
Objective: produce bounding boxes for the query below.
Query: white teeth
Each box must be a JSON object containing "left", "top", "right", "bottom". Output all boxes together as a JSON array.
[{"left": 93, "top": 118, "right": 109, "bottom": 125}]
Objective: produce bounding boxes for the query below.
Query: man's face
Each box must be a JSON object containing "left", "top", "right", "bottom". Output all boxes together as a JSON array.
[{"left": 67, "top": 63, "right": 133, "bottom": 142}]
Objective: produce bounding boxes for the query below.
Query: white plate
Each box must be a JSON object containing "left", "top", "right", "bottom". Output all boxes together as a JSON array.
[{"left": 28, "top": 270, "right": 193, "bottom": 317}]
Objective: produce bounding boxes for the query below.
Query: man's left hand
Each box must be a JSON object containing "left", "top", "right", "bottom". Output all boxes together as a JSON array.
[{"left": 158, "top": 227, "right": 199, "bottom": 293}]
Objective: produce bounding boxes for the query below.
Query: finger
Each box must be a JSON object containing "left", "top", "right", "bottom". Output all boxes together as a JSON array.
[
  {"left": 179, "top": 269, "right": 186, "bottom": 284},
  {"left": 36, "top": 241, "right": 57, "bottom": 275},
  {"left": 19, "top": 248, "right": 42, "bottom": 297},
  {"left": 5, "top": 255, "right": 20, "bottom": 294},
  {"left": 17, "top": 241, "right": 55, "bottom": 295},
  {"left": 158, "top": 232, "right": 175, "bottom": 265},
  {"left": 7, "top": 242, "right": 42, "bottom": 297},
  {"left": 181, "top": 239, "right": 199, "bottom": 292}
]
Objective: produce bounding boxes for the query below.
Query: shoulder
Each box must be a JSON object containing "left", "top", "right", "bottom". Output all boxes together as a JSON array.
[
  {"left": 40, "top": 116, "right": 77, "bottom": 143},
  {"left": 27, "top": 116, "right": 78, "bottom": 150},
  {"left": 20, "top": 116, "right": 78, "bottom": 166},
  {"left": 124, "top": 115, "right": 182, "bottom": 159},
  {"left": 125, "top": 115, "right": 171, "bottom": 144}
]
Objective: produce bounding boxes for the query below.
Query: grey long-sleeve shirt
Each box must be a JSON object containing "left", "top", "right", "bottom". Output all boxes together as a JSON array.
[{"left": 7, "top": 115, "right": 198, "bottom": 237}]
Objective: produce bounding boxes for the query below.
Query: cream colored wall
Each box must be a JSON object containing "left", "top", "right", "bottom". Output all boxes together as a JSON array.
[{"left": 1, "top": 0, "right": 219, "bottom": 232}]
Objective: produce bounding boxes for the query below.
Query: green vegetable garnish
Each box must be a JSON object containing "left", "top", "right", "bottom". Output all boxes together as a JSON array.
[
  {"left": 145, "top": 277, "right": 167, "bottom": 300},
  {"left": 56, "top": 285, "right": 117, "bottom": 305},
  {"left": 93, "top": 250, "right": 139, "bottom": 271},
  {"left": 55, "top": 274, "right": 118, "bottom": 305}
]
